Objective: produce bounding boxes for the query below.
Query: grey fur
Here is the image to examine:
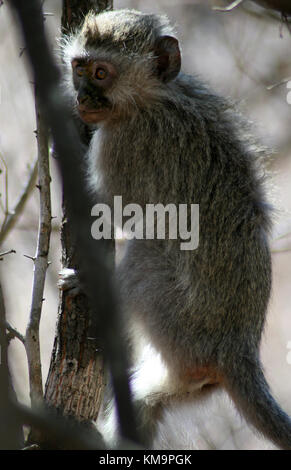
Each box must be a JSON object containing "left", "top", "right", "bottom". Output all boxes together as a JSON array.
[{"left": 63, "top": 9, "right": 291, "bottom": 449}]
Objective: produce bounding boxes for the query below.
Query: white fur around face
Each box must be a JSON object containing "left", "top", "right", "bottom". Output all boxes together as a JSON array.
[{"left": 85, "top": 129, "right": 105, "bottom": 197}]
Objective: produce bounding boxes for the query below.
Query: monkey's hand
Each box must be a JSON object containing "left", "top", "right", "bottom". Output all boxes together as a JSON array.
[{"left": 58, "top": 268, "right": 82, "bottom": 296}]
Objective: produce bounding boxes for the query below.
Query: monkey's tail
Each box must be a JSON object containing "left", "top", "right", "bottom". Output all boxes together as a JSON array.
[{"left": 223, "top": 354, "right": 291, "bottom": 450}]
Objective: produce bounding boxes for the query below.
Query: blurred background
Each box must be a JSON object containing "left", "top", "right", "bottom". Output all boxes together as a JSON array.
[{"left": 0, "top": 0, "right": 291, "bottom": 449}]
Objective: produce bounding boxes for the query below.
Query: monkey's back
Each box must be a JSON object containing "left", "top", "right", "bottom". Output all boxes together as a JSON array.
[{"left": 94, "top": 73, "right": 272, "bottom": 367}]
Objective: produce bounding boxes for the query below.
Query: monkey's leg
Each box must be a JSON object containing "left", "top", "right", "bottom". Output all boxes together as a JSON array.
[
  {"left": 117, "top": 239, "right": 291, "bottom": 450},
  {"left": 115, "top": 240, "right": 222, "bottom": 445},
  {"left": 128, "top": 340, "right": 223, "bottom": 447}
]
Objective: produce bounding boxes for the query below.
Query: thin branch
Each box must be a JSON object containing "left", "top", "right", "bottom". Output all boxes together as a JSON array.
[
  {"left": 23, "top": 254, "right": 36, "bottom": 261},
  {"left": 267, "top": 76, "right": 291, "bottom": 90},
  {"left": 272, "top": 231, "right": 291, "bottom": 242},
  {"left": 25, "top": 87, "right": 52, "bottom": 409},
  {"left": 0, "top": 249, "right": 16, "bottom": 260},
  {"left": 0, "top": 152, "right": 9, "bottom": 222},
  {"left": 6, "top": 322, "right": 26, "bottom": 345},
  {"left": 270, "top": 232, "right": 291, "bottom": 253},
  {"left": 271, "top": 248, "right": 291, "bottom": 253},
  {"left": 0, "top": 159, "right": 38, "bottom": 245},
  {"left": 213, "top": 0, "right": 245, "bottom": 11}
]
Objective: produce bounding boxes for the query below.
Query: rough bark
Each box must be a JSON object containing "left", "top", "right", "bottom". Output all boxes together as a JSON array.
[
  {"left": 44, "top": 219, "right": 107, "bottom": 424},
  {"left": 44, "top": 0, "right": 113, "bottom": 437}
]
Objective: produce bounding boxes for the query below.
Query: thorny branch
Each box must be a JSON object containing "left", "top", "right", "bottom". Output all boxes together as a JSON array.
[
  {"left": 0, "top": 159, "right": 38, "bottom": 245},
  {"left": 1, "top": 83, "right": 53, "bottom": 440},
  {"left": 213, "top": 0, "right": 245, "bottom": 11},
  {"left": 25, "top": 89, "right": 52, "bottom": 410},
  {"left": 0, "top": 249, "right": 16, "bottom": 260},
  {"left": 6, "top": 321, "right": 26, "bottom": 345}
]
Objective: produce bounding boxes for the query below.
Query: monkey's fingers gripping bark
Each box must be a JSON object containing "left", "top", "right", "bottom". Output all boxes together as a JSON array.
[{"left": 58, "top": 268, "right": 82, "bottom": 296}]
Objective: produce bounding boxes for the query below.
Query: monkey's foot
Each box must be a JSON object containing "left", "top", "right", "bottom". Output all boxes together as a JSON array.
[{"left": 58, "top": 268, "right": 82, "bottom": 296}]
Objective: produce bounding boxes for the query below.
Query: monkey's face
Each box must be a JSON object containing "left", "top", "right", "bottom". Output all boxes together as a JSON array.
[
  {"left": 64, "top": 10, "right": 181, "bottom": 124},
  {"left": 71, "top": 59, "right": 117, "bottom": 124}
]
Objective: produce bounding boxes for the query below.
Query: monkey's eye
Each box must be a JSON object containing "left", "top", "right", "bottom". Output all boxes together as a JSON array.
[
  {"left": 95, "top": 68, "right": 107, "bottom": 80},
  {"left": 76, "top": 66, "right": 85, "bottom": 77}
]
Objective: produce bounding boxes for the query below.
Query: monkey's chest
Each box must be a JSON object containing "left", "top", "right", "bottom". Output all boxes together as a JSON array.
[
  {"left": 94, "top": 126, "right": 181, "bottom": 208},
  {"left": 101, "top": 157, "right": 177, "bottom": 209}
]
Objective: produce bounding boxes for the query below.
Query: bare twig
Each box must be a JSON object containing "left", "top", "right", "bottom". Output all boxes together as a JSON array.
[
  {"left": 0, "top": 152, "right": 9, "bottom": 223},
  {"left": 0, "top": 159, "right": 37, "bottom": 245},
  {"left": 213, "top": 0, "right": 245, "bottom": 12},
  {"left": 272, "top": 231, "right": 291, "bottom": 242},
  {"left": 23, "top": 254, "right": 36, "bottom": 261},
  {"left": 6, "top": 322, "right": 26, "bottom": 345},
  {"left": 271, "top": 248, "right": 291, "bottom": 253},
  {"left": 271, "top": 230, "right": 291, "bottom": 253},
  {"left": 267, "top": 76, "right": 291, "bottom": 90},
  {"left": 0, "top": 249, "right": 16, "bottom": 260},
  {"left": 19, "top": 47, "right": 26, "bottom": 57},
  {"left": 25, "top": 89, "right": 52, "bottom": 409}
]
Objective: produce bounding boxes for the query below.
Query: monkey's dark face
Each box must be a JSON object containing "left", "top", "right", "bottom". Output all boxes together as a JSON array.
[
  {"left": 71, "top": 59, "right": 117, "bottom": 123},
  {"left": 66, "top": 12, "right": 182, "bottom": 123}
]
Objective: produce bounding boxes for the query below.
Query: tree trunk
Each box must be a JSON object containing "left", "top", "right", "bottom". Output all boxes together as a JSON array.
[{"left": 44, "top": 0, "right": 114, "bottom": 443}]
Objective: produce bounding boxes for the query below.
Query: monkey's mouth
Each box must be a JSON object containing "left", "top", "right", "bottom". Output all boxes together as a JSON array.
[{"left": 77, "top": 105, "right": 108, "bottom": 123}]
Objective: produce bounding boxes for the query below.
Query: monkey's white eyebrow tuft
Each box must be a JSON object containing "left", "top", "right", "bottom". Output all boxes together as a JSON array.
[{"left": 62, "top": 36, "right": 89, "bottom": 65}]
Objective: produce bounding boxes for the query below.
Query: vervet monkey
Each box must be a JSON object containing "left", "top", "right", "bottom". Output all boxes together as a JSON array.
[{"left": 61, "top": 9, "right": 291, "bottom": 449}]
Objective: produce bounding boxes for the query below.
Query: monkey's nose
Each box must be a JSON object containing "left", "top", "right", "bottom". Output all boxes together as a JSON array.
[{"left": 77, "top": 94, "right": 90, "bottom": 105}]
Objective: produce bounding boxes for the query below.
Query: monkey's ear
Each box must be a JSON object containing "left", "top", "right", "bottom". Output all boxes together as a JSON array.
[{"left": 154, "top": 36, "right": 181, "bottom": 83}]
